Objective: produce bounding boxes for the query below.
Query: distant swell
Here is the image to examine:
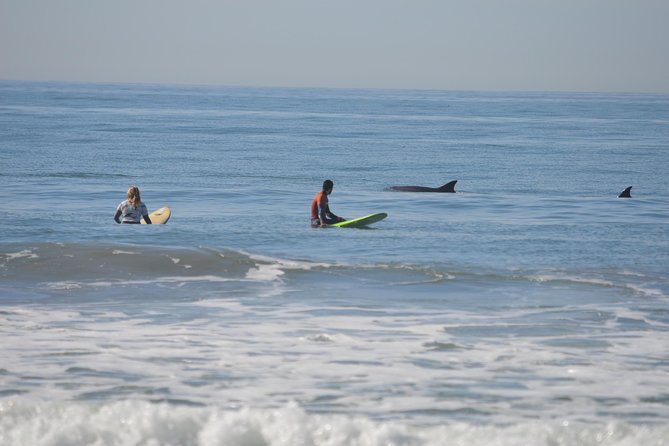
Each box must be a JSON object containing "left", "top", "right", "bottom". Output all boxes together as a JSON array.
[{"left": 26, "top": 171, "right": 132, "bottom": 179}]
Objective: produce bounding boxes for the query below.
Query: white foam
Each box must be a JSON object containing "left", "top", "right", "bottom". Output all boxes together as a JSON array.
[
  {"left": 244, "top": 251, "right": 332, "bottom": 271},
  {"left": 625, "top": 283, "right": 667, "bottom": 298},
  {"left": 45, "top": 275, "right": 237, "bottom": 289},
  {"left": 166, "top": 255, "right": 193, "bottom": 269},
  {"left": 302, "top": 333, "right": 338, "bottom": 343},
  {"left": 3, "top": 249, "right": 39, "bottom": 261},
  {"left": 111, "top": 250, "right": 138, "bottom": 255},
  {"left": 245, "top": 264, "right": 285, "bottom": 281},
  {"left": 618, "top": 270, "right": 647, "bottom": 278},
  {"left": 529, "top": 273, "right": 614, "bottom": 288},
  {"left": 1, "top": 400, "right": 668, "bottom": 446},
  {"left": 45, "top": 281, "right": 83, "bottom": 290},
  {"left": 3, "top": 299, "right": 669, "bottom": 430}
]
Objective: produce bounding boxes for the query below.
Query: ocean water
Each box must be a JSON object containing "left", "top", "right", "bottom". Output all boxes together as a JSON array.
[{"left": 1, "top": 81, "right": 668, "bottom": 445}]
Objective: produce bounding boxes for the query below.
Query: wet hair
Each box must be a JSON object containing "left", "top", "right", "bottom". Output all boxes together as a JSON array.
[
  {"left": 126, "top": 186, "right": 141, "bottom": 209},
  {"left": 322, "top": 179, "right": 334, "bottom": 192}
]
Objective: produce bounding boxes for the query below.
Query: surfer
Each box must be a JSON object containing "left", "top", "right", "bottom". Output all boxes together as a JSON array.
[
  {"left": 311, "top": 179, "right": 345, "bottom": 227},
  {"left": 114, "top": 186, "right": 152, "bottom": 224}
]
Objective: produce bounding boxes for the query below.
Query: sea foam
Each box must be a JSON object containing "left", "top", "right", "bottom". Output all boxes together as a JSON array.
[{"left": 1, "top": 400, "right": 668, "bottom": 446}]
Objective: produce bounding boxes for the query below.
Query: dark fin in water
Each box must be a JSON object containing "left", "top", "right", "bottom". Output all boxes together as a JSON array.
[
  {"left": 388, "top": 180, "right": 457, "bottom": 193},
  {"left": 618, "top": 186, "right": 632, "bottom": 198},
  {"left": 437, "top": 180, "right": 457, "bottom": 193}
]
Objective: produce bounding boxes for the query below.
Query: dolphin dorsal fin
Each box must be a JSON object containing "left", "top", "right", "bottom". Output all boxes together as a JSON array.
[
  {"left": 618, "top": 186, "right": 632, "bottom": 198},
  {"left": 438, "top": 180, "right": 457, "bottom": 193}
]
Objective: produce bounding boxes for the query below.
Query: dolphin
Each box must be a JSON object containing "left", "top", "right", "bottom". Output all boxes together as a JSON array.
[
  {"left": 618, "top": 186, "right": 632, "bottom": 198},
  {"left": 388, "top": 180, "right": 457, "bottom": 193}
]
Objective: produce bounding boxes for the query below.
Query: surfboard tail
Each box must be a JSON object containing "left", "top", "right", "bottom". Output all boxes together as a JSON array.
[{"left": 438, "top": 180, "right": 457, "bottom": 193}]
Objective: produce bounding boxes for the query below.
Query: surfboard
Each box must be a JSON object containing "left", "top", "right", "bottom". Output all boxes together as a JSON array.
[
  {"left": 331, "top": 213, "right": 387, "bottom": 228},
  {"left": 141, "top": 206, "right": 171, "bottom": 225}
]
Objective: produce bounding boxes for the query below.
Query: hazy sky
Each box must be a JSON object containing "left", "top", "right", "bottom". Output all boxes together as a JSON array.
[{"left": 1, "top": 0, "right": 668, "bottom": 93}]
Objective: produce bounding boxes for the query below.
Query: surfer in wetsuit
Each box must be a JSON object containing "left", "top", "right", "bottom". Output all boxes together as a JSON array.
[
  {"left": 311, "top": 179, "right": 345, "bottom": 227},
  {"left": 114, "top": 186, "right": 152, "bottom": 224}
]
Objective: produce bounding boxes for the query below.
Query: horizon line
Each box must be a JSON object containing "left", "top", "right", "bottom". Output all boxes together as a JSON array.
[{"left": 1, "top": 77, "right": 668, "bottom": 96}]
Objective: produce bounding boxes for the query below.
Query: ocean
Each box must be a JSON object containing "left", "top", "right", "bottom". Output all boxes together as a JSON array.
[{"left": 1, "top": 81, "right": 668, "bottom": 445}]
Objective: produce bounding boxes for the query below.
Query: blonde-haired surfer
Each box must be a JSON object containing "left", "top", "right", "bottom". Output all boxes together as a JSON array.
[{"left": 114, "top": 186, "right": 152, "bottom": 224}]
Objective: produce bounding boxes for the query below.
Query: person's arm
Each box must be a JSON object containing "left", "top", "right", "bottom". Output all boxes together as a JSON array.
[
  {"left": 326, "top": 206, "right": 345, "bottom": 222},
  {"left": 114, "top": 209, "right": 122, "bottom": 224},
  {"left": 328, "top": 210, "right": 345, "bottom": 222},
  {"left": 319, "top": 194, "right": 329, "bottom": 227},
  {"left": 142, "top": 206, "right": 152, "bottom": 224}
]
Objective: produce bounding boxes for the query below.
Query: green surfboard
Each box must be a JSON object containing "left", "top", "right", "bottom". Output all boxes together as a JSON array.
[{"left": 331, "top": 213, "right": 387, "bottom": 228}]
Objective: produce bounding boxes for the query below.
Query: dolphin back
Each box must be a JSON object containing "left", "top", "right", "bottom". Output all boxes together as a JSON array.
[
  {"left": 437, "top": 180, "right": 457, "bottom": 193},
  {"left": 388, "top": 179, "right": 457, "bottom": 193}
]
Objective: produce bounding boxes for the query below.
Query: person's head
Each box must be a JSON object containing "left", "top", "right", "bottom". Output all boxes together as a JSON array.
[
  {"left": 322, "top": 179, "right": 334, "bottom": 195},
  {"left": 126, "top": 186, "right": 141, "bottom": 208}
]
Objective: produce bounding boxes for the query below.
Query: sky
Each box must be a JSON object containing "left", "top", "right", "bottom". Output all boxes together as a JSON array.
[{"left": 1, "top": 0, "right": 668, "bottom": 93}]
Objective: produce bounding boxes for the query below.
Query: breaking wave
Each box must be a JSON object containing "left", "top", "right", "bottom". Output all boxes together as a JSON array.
[
  {"left": 1, "top": 242, "right": 666, "bottom": 301},
  {"left": 1, "top": 400, "right": 668, "bottom": 446}
]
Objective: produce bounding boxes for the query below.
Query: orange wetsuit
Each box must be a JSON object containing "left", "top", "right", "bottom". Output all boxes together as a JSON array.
[{"left": 311, "top": 191, "right": 339, "bottom": 225}]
